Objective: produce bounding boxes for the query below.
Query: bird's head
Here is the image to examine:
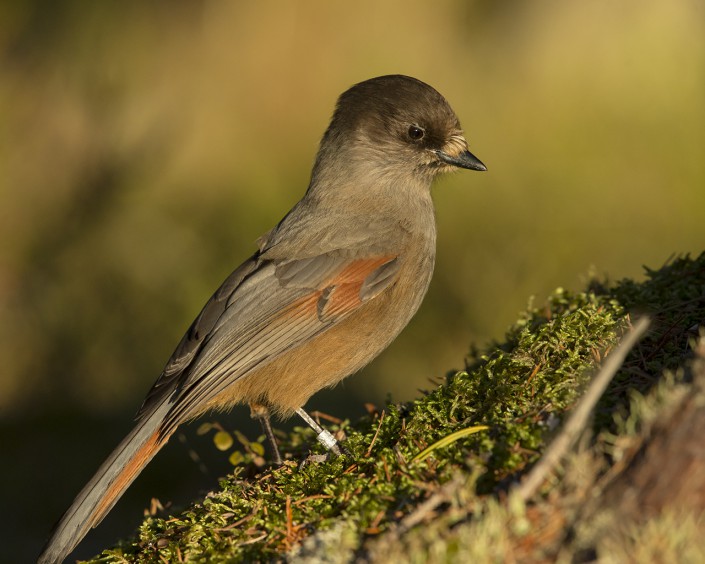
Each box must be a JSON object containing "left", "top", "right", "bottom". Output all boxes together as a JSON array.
[{"left": 317, "top": 75, "right": 486, "bottom": 185}]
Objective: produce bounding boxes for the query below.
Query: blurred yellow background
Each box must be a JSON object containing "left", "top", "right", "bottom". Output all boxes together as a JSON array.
[{"left": 1, "top": 1, "right": 704, "bottom": 559}]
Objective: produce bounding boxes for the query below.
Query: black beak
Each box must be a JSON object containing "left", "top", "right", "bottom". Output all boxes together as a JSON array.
[{"left": 435, "top": 149, "right": 487, "bottom": 172}]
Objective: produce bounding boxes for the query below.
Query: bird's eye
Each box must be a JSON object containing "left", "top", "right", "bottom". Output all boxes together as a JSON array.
[{"left": 407, "top": 125, "right": 425, "bottom": 141}]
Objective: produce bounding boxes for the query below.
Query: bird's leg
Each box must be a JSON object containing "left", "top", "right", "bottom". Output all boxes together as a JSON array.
[
  {"left": 249, "top": 402, "right": 283, "bottom": 465},
  {"left": 295, "top": 408, "right": 342, "bottom": 456}
]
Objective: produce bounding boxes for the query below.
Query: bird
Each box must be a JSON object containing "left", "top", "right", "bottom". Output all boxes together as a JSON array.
[{"left": 38, "top": 74, "right": 486, "bottom": 563}]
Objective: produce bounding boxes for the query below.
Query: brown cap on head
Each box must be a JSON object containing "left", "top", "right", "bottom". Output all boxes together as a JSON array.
[{"left": 318, "top": 75, "right": 486, "bottom": 179}]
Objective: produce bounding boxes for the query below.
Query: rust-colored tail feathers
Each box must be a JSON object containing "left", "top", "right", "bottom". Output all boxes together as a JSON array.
[{"left": 38, "top": 401, "right": 172, "bottom": 564}]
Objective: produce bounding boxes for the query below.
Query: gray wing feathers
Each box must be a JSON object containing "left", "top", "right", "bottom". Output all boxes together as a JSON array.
[
  {"left": 137, "top": 257, "right": 259, "bottom": 419},
  {"left": 360, "top": 258, "right": 399, "bottom": 301},
  {"left": 182, "top": 265, "right": 317, "bottom": 383},
  {"left": 163, "top": 282, "right": 329, "bottom": 427},
  {"left": 275, "top": 254, "right": 349, "bottom": 287}
]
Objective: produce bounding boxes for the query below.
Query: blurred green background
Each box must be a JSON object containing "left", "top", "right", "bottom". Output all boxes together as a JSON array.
[{"left": 2, "top": 1, "right": 704, "bottom": 561}]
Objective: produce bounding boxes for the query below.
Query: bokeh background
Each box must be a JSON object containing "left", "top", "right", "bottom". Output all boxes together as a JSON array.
[{"left": 2, "top": 1, "right": 704, "bottom": 561}]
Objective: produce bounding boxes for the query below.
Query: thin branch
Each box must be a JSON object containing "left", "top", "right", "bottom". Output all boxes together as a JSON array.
[{"left": 515, "top": 316, "right": 651, "bottom": 502}]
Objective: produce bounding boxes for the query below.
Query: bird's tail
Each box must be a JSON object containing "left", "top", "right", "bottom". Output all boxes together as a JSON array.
[{"left": 38, "top": 400, "right": 173, "bottom": 564}]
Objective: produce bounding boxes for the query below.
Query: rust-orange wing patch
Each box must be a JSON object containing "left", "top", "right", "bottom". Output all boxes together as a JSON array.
[{"left": 317, "top": 256, "right": 398, "bottom": 322}]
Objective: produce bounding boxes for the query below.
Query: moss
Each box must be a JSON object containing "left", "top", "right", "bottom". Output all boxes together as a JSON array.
[{"left": 86, "top": 252, "right": 705, "bottom": 563}]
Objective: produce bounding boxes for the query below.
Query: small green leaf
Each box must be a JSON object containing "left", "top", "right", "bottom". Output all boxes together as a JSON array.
[
  {"left": 228, "top": 451, "right": 244, "bottom": 466},
  {"left": 250, "top": 441, "right": 265, "bottom": 456},
  {"left": 213, "top": 431, "right": 234, "bottom": 451}
]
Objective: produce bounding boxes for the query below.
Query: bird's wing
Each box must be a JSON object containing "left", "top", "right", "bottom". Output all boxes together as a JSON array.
[
  {"left": 139, "top": 247, "right": 400, "bottom": 429},
  {"left": 136, "top": 257, "right": 259, "bottom": 419}
]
